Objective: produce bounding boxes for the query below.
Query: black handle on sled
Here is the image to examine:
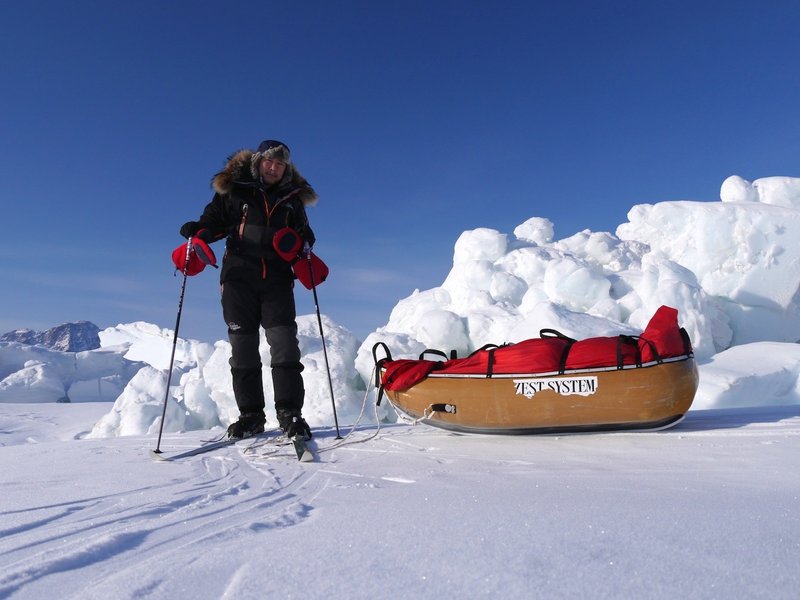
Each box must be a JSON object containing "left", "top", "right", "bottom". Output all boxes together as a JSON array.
[
  {"left": 371, "top": 342, "right": 392, "bottom": 387},
  {"left": 371, "top": 342, "right": 394, "bottom": 406},
  {"left": 539, "top": 328, "right": 577, "bottom": 341},
  {"left": 419, "top": 348, "right": 449, "bottom": 361}
]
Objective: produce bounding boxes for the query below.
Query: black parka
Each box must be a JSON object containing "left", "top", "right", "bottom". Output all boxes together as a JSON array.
[{"left": 195, "top": 149, "right": 317, "bottom": 285}]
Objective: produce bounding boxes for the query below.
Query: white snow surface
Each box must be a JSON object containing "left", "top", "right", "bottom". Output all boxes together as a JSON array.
[
  {"left": 1, "top": 175, "right": 800, "bottom": 597},
  {"left": 1, "top": 402, "right": 798, "bottom": 599}
]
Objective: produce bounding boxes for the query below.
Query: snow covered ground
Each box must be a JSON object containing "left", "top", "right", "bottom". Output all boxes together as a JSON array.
[
  {"left": 1, "top": 402, "right": 798, "bottom": 599},
  {"left": 2, "top": 174, "right": 800, "bottom": 597}
]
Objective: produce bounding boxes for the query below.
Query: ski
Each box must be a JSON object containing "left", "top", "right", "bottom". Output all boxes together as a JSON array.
[
  {"left": 151, "top": 431, "right": 272, "bottom": 462},
  {"left": 291, "top": 434, "right": 314, "bottom": 462},
  {"left": 151, "top": 430, "right": 315, "bottom": 462}
]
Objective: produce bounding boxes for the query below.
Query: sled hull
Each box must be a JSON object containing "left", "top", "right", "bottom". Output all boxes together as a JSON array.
[{"left": 384, "top": 357, "right": 698, "bottom": 435}]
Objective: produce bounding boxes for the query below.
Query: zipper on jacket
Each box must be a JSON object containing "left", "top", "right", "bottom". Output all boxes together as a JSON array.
[
  {"left": 238, "top": 204, "right": 248, "bottom": 239},
  {"left": 262, "top": 192, "right": 272, "bottom": 225},
  {"left": 262, "top": 192, "right": 272, "bottom": 281},
  {"left": 262, "top": 190, "right": 292, "bottom": 224}
]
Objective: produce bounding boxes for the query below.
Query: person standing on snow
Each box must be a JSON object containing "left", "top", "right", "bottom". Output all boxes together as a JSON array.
[{"left": 177, "top": 140, "right": 316, "bottom": 440}]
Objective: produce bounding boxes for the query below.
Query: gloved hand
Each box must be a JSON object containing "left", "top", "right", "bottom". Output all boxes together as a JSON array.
[
  {"left": 181, "top": 222, "right": 217, "bottom": 244},
  {"left": 272, "top": 227, "right": 302, "bottom": 262},
  {"left": 171, "top": 241, "right": 206, "bottom": 276},
  {"left": 192, "top": 237, "right": 218, "bottom": 268},
  {"left": 292, "top": 248, "right": 329, "bottom": 289},
  {"left": 171, "top": 237, "right": 218, "bottom": 275},
  {"left": 180, "top": 221, "right": 201, "bottom": 239}
]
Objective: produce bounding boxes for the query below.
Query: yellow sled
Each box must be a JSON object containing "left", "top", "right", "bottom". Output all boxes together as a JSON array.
[{"left": 379, "top": 356, "right": 698, "bottom": 434}]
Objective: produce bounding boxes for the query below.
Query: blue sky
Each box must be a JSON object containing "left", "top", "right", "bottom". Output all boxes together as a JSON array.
[{"left": 2, "top": 1, "right": 799, "bottom": 343}]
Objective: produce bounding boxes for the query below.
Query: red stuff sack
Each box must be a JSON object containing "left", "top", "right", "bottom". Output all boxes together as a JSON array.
[
  {"left": 381, "top": 359, "right": 441, "bottom": 391},
  {"left": 639, "top": 305, "right": 689, "bottom": 362}
]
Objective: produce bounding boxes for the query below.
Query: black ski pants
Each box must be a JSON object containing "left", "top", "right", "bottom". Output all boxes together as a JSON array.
[{"left": 221, "top": 278, "right": 304, "bottom": 417}]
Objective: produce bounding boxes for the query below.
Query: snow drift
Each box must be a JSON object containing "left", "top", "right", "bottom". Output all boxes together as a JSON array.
[{"left": 2, "top": 175, "right": 800, "bottom": 436}]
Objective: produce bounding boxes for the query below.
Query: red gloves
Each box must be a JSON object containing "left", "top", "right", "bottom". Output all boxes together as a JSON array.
[
  {"left": 171, "top": 235, "right": 217, "bottom": 276},
  {"left": 273, "top": 227, "right": 329, "bottom": 289}
]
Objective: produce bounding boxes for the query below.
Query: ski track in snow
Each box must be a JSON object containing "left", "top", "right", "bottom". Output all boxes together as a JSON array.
[
  {"left": 0, "top": 406, "right": 799, "bottom": 599},
  {"left": 0, "top": 427, "right": 452, "bottom": 598},
  {"left": 0, "top": 434, "right": 328, "bottom": 599}
]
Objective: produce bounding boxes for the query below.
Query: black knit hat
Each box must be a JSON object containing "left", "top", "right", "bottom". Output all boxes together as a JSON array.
[{"left": 256, "top": 140, "right": 291, "bottom": 163}]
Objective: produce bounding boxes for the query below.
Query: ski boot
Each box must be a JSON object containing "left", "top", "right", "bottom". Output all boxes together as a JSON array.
[
  {"left": 227, "top": 412, "right": 266, "bottom": 439},
  {"left": 276, "top": 408, "right": 312, "bottom": 440}
]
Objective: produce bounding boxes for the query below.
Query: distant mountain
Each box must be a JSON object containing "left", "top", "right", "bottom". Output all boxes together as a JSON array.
[{"left": 1, "top": 321, "right": 101, "bottom": 352}]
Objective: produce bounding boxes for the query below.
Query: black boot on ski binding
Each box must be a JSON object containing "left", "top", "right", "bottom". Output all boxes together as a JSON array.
[
  {"left": 227, "top": 412, "right": 266, "bottom": 440},
  {"left": 276, "top": 409, "right": 312, "bottom": 440}
]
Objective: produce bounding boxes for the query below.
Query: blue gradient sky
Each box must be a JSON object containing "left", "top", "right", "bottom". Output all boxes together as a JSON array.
[{"left": 2, "top": 1, "right": 799, "bottom": 342}]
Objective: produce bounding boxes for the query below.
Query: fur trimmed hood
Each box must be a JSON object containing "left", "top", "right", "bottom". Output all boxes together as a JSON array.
[{"left": 211, "top": 149, "right": 318, "bottom": 206}]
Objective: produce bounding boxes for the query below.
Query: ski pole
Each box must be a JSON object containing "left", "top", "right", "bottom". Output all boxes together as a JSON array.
[
  {"left": 153, "top": 238, "right": 193, "bottom": 454},
  {"left": 306, "top": 244, "right": 341, "bottom": 439}
]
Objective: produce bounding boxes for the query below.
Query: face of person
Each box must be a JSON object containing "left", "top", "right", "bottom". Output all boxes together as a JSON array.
[{"left": 259, "top": 158, "right": 287, "bottom": 185}]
